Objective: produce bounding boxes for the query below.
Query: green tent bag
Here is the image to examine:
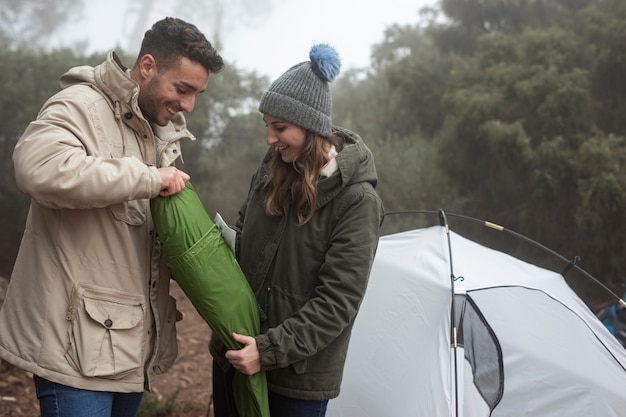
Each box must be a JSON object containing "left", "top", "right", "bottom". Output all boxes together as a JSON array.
[{"left": 150, "top": 183, "right": 270, "bottom": 417}]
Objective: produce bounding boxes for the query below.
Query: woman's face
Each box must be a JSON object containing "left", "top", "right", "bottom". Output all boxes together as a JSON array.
[{"left": 263, "top": 115, "right": 306, "bottom": 163}]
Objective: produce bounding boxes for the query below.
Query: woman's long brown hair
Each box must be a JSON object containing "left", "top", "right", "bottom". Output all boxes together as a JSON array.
[{"left": 264, "top": 131, "right": 341, "bottom": 226}]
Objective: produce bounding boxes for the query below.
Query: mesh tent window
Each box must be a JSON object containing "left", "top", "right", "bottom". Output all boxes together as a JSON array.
[{"left": 455, "top": 293, "right": 504, "bottom": 412}]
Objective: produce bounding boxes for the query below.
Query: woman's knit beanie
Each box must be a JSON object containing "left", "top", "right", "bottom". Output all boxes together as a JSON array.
[{"left": 258, "top": 44, "right": 341, "bottom": 138}]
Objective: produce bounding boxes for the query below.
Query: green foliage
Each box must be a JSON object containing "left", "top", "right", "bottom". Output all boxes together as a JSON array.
[
  {"left": 432, "top": 0, "right": 626, "bottom": 301},
  {"left": 333, "top": 0, "right": 626, "bottom": 303},
  {"left": 366, "top": 132, "right": 463, "bottom": 236},
  {"left": 335, "top": 24, "right": 452, "bottom": 139},
  {"left": 0, "top": 0, "right": 84, "bottom": 49},
  {"left": 440, "top": 0, "right": 592, "bottom": 35},
  {"left": 331, "top": 22, "right": 464, "bottom": 225},
  {"left": 573, "top": 134, "right": 626, "bottom": 284},
  {"left": 439, "top": 25, "right": 594, "bottom": 208},
  {"left": 577, "top": 0, "right": 626, "bottom": 134}
]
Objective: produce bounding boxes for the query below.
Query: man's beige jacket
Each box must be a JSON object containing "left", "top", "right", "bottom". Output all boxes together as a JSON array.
[{"left": 0, "top": 52, "right": 194, "bottom": 393}]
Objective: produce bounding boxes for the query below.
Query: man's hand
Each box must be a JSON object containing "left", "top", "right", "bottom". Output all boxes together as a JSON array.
[{"left": 158, "top": 167, "right": 190, "bottom": 196}]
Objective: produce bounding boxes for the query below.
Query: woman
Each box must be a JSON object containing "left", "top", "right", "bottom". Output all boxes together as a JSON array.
[{"left": 210, "top": 44, "right": 384, "bottom": 417}]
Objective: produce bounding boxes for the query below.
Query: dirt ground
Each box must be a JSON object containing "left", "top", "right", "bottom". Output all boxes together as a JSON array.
[{"left": 0, "top": 281, "right": 215, "bottom": 417}]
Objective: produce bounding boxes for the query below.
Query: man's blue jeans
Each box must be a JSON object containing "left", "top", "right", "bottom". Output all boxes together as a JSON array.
[
  {"left": 212, "top": 362, "right": 329, "bottom": 417},
  {"left": 34, "top": 375, "right": 144, "bottom": 417}
]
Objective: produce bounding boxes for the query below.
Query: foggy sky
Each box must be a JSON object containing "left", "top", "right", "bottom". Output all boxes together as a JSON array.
[{"left": 51, "top": 0, "right": 434, "bottom": 79}]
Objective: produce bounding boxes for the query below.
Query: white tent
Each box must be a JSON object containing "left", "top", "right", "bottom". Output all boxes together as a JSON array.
[{"left": 327, "top": 225, "right": 626, "bottom": 417}]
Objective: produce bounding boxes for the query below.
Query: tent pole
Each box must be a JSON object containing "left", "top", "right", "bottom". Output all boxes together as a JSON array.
[
  {"left": 385, "top": 210, "right": 623, "bottom": 306},
  {"left": 439, "top": 209, "right": 460, "bottom": 417}
]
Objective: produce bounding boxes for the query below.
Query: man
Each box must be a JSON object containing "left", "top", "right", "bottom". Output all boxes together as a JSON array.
[{"left": 0, "top": 17, "right": 224, "bottom": 417}]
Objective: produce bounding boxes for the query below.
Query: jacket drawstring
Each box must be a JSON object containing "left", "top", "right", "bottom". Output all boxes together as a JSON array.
[{"left": 114, "top": 101, "right": 127, "bottom": 155}]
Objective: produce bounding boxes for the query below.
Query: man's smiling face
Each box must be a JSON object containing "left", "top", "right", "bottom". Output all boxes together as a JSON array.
[{"left": 137, "top": 56, "right": 209, "bottom": 126}]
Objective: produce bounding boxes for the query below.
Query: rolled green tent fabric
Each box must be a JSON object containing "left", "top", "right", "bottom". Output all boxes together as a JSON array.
[{"left": 150, "top": 182, "right": 270, "bottom": 417}]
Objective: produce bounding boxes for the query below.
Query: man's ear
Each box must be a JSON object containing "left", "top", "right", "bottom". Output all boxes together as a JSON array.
[{"left": 138, "top": 54, "right": 158, "bottom": 79}]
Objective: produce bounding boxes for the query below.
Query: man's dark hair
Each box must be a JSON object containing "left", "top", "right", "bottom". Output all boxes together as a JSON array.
[{"left": 137, "top": 17, "right": 224, "bottom": 74}]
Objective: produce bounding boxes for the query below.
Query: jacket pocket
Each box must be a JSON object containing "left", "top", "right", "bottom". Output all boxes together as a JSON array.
[
  {"left": 152, "top": 295, "right": 178, "bottom": 374},
  {"left": 65, "top": 284, "right": 146, "bottom": 379},
  {"left": 109, "top": 200, "right": 147, "bottom": 226},
  {"left": 292, "top": 358, "right": 308, "bottom": 374}
]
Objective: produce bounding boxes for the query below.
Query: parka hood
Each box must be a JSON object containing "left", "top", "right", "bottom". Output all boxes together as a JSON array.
[
  {"left": 316, "top": 126, "right": 379, "bottom": 208},
  {"left": 332, "top": 126, "right": 378, "bottom": 188},
  {"left": 60, "top": 52, "right": 137, "bottom": 106}
]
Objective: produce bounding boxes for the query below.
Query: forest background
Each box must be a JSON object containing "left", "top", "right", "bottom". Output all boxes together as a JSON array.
[{"left": 1, "top": 0, "right": 625, "bottom": 309}]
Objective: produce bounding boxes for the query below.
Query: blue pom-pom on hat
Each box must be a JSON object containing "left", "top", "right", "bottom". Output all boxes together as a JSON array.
[
  {"left": 310, "top": 44, "right": 341, "bottom": 83},
  {"left": 258, "top": 43, "right": 342, "bottom": 138}
]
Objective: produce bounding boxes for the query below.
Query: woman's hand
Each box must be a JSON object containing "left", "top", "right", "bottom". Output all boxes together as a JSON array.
[{"left": 225, "top": 333, "right": 262, "bottom": 375}]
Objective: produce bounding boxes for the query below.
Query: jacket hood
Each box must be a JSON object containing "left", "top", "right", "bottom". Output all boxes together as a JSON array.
[
  {"left": 60, "top": 52, "right": 137, "bottom": 106},
  {"left": 316, "top": 126, "right": 379, "bottom": 208},
  {"left": 332, "top": 126, "right": 378, "bottom": 187}
]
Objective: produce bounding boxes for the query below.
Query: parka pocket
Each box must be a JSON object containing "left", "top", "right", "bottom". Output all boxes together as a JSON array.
[
  {"left": 109, "top": 200, "right": 147, "bottom": 226},
  {"left": 292, "top": 358, "right": 308, "bottom": 375},
  {"left": 65, "top": 283, "right": 146, "bottom": 379}
]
